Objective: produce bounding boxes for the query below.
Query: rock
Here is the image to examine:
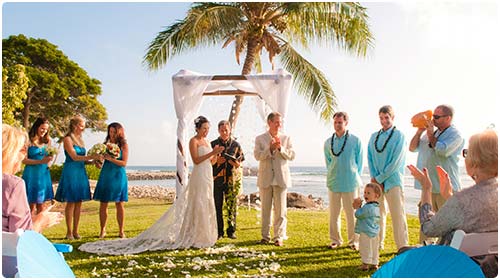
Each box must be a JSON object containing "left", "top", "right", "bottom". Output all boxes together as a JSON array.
[
  {"left": 238, "top": 191, "right": 323, "bottom": 210},
  {"left": 126, "top": 171, "right": 177, "bottom": 180},
  {"left": 242, "top": 167, "right": 258, "bottom": 176}
]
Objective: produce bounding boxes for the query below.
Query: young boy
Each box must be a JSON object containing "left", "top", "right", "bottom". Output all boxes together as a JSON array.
[{"left": 352, "top": 183, "right": 382, "bottom": 271}]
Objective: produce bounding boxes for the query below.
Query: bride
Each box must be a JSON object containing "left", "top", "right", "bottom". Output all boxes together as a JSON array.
[{"left": 79, "top": 116, "right": 225, "bottom": 255}]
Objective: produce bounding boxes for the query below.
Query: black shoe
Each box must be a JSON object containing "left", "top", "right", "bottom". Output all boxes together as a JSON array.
[
  {"left": 228, "top": 233, "right": 237, "bottom": 239},
  {"left": 217, "top": 235, "right": 224, "bottom": 240}
]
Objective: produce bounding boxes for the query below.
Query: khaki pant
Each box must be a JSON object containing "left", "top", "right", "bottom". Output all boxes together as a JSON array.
[
  {"left": 259, "top": 185, "right": 287, "bottom": 242},
  {"left": 432, "top": 193, "right": 447, "bottom": 212},
  {"left": 359, "top": 233, "right": 379, "bottom": 265},
  {"left": 328, "top": 190, "right": 359, "bottom": 246},
  {"left": 378, "top": 186, "right": 408, "bottom": 250},
  {"left": 418, "top": 193, "right": 446, "bottom": 244}
]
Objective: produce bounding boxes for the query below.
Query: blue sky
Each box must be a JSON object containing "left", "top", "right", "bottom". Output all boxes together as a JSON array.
[{"left": 2, "top": 1, "right": 499, "bottom": 167}]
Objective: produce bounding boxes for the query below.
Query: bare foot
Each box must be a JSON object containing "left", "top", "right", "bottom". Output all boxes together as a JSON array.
[
  {"left": 119, "top": 232, "right": 126, "bottom": 238},
  {"left": 99, "top": 231, "right": 106, "bottom": 239}
]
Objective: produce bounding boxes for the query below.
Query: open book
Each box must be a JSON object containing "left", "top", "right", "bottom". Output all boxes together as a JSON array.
[{"left": 224, "top": 152, "right": 243, "bottom": 161}]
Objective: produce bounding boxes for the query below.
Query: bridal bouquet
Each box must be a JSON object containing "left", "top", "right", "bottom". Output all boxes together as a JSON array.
[
  {"left": 106, "top": 143, "right": 121, "bottom": 158},
  {"left": 46, "top": 146, "right": 58, "bottom": 156},
  {"left": 88, "top": 143, "right": 107, "bottom": 156}
]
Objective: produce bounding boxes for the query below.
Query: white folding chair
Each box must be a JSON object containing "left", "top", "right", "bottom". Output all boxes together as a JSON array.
[
  {"left": 450, "top": 229, "right": 498, "bottom": 257},
  {"left": 2, "top": 230, "right": 74, "bottom": 278}
]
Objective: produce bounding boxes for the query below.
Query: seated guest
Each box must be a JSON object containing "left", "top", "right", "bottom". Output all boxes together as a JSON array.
[
  {"left": 2, "top": 124, "right": 63, "bottom": 277},
  {"left": 2, "top": 124, "right": 63, "bottom": 233},
  {"left": 408, "top": 129, "right": 497, "bottom": 277}
]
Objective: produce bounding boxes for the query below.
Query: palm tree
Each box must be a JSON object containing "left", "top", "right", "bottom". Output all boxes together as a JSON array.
[{"left": 144, "top": 2, "right": 373, "bottom": 128}]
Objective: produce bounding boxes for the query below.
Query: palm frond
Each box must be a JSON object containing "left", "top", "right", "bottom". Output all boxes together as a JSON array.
[
  {"left": 278, "top": 42, "right": 337, "bottom": 121},
  {"left": 281, "top": 2, "right": 373, "bottom": 57},
  {"left": 143, "top": 3, "right": 243, "bottom": 70}
]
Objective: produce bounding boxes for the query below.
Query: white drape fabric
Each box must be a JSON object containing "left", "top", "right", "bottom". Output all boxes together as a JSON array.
[
  {"left": 171, "top": 69, "right": 292, "bottom": 195},
  {"left": 172, "top": 70, "right": 213, "bottom": 195}
]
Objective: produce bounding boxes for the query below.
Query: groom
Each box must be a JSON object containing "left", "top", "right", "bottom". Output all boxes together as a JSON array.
[
  {"left": 211, "top": 120, "right": 245, "bottom": 239},
  {"left": 254, "top": 112, "right": 295, "bottom": 246}
]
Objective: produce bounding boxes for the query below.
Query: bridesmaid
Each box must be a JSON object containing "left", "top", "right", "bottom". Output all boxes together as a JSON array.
[
  {"left": 55, "top": 116, "right": 101, "bottom": 240},
  {"left": 22, "top": 117, "right": 54, "bottom": 214},
  {"left": 92, "top": 122, "right": 129, "bottom": 239}
]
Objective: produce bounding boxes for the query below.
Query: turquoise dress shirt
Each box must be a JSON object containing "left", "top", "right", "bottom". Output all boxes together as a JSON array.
[
  {"left": 427, "top": 125, "right": 464, "bottom": 193},
  {"left": 412, "top": 134, "right": 432, "bottom": 190},
  {"left": 354, "top": 201, "right": 380, "bottom": 238},
  {"left": 367, "top": 126, "right": 406, "bottom": 192},
  {"left": 323, "top": 131, "right": 363, "bottom": 193}
]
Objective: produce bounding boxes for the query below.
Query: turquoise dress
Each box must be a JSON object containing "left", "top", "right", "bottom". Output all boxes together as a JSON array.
[
  {"left": 22, "top": 146, "right": 54, "bottom": 204},
  {"left": 55, "top": 145, "right": 91, "bottom": 202},
  {"left": 93, "top": 150, "right": 128, "bottom": 202}
]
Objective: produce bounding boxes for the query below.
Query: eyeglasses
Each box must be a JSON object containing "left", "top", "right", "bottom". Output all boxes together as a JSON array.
[
  {"left": 462, "top": 148, "right": 468, "bottom": 158},
  {"left": 433, "top": 115, "right": 448, "bottom": 120}
]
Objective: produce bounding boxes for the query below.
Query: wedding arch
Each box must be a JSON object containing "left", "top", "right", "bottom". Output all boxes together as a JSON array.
[{"left": 171, "top": 69, "right": 292, "bottom": 195}]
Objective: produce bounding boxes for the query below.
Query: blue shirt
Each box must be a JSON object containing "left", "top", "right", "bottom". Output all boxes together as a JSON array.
[
  {"left": 323, "top": 131, "right": 363, "bottom": 192},
  {"left": 367, "top": 126, "right": 406, "bottom": 192},
  {"left": 411, "top": 134, "right": 433, "bottom": 190},
  {"left": 355, "top": 201, "right": 380, "bottom": 238},
  {"left": 427, "top": 125, "right": 464, "bottom": 193}
]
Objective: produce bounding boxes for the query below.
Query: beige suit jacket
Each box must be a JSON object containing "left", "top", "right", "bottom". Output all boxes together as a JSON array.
[{"left": 254, "top": 132, "right": 295, "bottom": 189}]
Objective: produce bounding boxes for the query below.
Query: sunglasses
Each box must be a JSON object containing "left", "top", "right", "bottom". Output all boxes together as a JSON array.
[
  {"left": 462, "top": 148, "right": 468, "bottom": 158},
  {"left": 433, "top": 115, "right": 448, "bottom": 120}
]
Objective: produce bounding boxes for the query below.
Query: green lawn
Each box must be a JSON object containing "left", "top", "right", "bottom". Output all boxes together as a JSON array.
[{"left": 44, "top": 198, "right": 420, "bottom": 278}]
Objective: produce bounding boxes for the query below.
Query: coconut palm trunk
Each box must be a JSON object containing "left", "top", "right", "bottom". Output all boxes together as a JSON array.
[{"left": 228, "top": 37, "right": 259, "bottom": 128}]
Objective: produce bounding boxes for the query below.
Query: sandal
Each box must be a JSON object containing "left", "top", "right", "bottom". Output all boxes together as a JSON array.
[
  {"left": 349, "top": 244, "right": 359, "bottom": 251},
  {"left": 358, "top": 264, "right": 370, "bottom": 271},
  {"left": 329, "top": 243, "right": 340, "bottom": 249}
]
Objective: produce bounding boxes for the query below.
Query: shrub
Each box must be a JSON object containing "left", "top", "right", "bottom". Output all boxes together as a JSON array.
[{"left": 49, "top": 164, "right": 101, "bottom": 182}]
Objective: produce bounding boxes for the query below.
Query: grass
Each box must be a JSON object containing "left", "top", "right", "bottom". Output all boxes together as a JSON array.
[{"left": 44, "top": 198, "right": 420, "bottom": 278}]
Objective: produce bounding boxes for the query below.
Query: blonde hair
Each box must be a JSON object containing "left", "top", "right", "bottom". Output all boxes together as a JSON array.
[
  {"left": 466, "top": 129, "right": 498, "bottom": 177},
  {"left": 365, "top": 183, "right": 382, "bottom": 198},
  {"left": 2, "top": 124, "right": 28, "bottom": 174},
  {"left": 65, "top": 115, "right": 85, "bottom": 147}
]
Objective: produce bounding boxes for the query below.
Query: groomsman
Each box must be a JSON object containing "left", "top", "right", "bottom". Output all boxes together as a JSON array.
[
  {"left": 323, "top": 112, "right": 363, "bottom": 250},
  {"left": 423, "top": 105, "right": 464, "bottom": 209},
  {"left": 211, "top": 120, "right": 245, "bottom": 239},
  {"left": 409, "top": 104, "right": 464, "bottom": 243},
  {"left": 254, "top": 112, "right": 295, "bottom": 246},
  {"left": 367, "top": 105, "right": 408, "bottom": 250}
]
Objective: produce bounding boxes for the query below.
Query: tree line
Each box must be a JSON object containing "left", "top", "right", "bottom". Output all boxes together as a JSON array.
[{"left": 2, "top": 34, "right": 107, "bottom": 139}]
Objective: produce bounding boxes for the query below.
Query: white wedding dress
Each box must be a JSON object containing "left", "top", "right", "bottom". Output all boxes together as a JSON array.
[{"left": 79, "top": 146, "right": 218, "bottom": 255}]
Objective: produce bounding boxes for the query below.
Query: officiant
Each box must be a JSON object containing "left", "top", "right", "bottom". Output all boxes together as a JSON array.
[{"left": 211, "top": 120, "right": 245, "bottom": 239}]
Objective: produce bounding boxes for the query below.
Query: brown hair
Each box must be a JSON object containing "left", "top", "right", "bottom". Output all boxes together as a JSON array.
[
  {"left": 218, "top": 120, "right": 231, "bottom": 129},
  {"left": 333, "top": 112, "right": 349, "bottom": 122},
  {"left": 28, "top": 117, "right": 50, "bottom": 144},
  {"left": 267, "top": 112, "right": 282, "bottom": 122},
  {"left": 104, "top": 122, "right": 127, "bottom": 148},
  {"left": 436, "top": 104, "right": 454, "bottom": 118},
  {"left": 379, "top": 105, "right": 394, "bottom": 118}
]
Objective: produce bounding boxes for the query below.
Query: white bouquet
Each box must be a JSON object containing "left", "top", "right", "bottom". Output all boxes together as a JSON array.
[
  {"left": 106, "top": 143, "right": 121, "bottom": 158},
  {"left": 46, "top": 146, "right": 58, "bottom": 156},
  {"left": 88, "top": 143, "right": 107, "bottom": 156}
]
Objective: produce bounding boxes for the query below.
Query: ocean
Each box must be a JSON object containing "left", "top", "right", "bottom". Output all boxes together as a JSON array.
[{"left": 126, "top": 166, "right": 475, "bottom": 216}]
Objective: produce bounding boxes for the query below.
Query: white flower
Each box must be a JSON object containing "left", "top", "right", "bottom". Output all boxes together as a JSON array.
[{"left": 269, "top": 262, "right": 281, "bottom": 272}]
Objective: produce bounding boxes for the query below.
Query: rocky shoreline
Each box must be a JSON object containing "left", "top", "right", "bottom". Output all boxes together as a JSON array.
[
  {"left": 86, "top": 179, "right": 324, "bottom": 209},
  {"left": 125, "top": 167, "right": 259, "bottom": 180}
]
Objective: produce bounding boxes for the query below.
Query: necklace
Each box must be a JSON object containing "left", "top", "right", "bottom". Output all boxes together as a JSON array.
[
  {"left": 331, "top": 130, "right": 349, "bottom": 157},
  {"left": 428, "top": 126, "right": 450, "bottom": 148},
  {"left": 374, "top": 126, "right": 396, "bottom": 153}
]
